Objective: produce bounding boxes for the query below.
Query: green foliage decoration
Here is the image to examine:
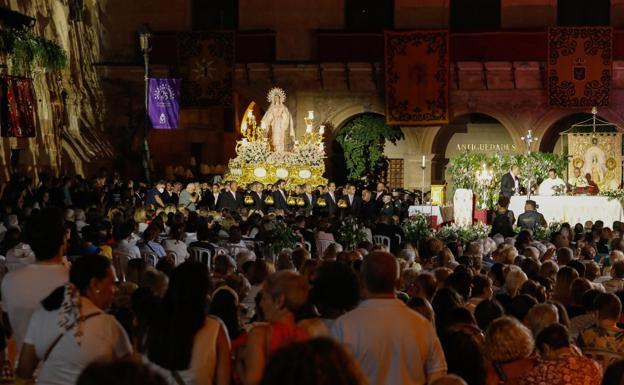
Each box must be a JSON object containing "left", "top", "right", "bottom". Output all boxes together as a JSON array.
[
  {"left": 336, "top": 115, "right": 404, "bottom": 183},
  {"left": 0, "top": 28, "right": 68, "bottom": 75},
  {"left": 337, "top": 216, "right": 368, "bottom": 250},
  {"left": 447, "top": 151, "right": 567, "bottom": 208},
  {"left": 267, "top": 221, "right": 299, "bottom": 256}
]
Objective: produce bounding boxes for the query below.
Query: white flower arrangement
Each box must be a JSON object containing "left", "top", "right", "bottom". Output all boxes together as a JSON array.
[
  {"left": 292, "top": 142, "right": 325, "bottom": 167},
  {"left": 238, "top": 141, "right": 270, "bottom": 164},
  {"left": 267, "top": 151, "right": 291, "bottom": 166}
]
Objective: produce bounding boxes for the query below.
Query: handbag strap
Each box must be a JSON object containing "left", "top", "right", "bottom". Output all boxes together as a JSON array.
[
  {"left": 43, "top": 312, "right": 102, "bottom": 362},
  {"left": 170, "top": 370, "right": 186, "bottom": 385},
  {"left": 492, "top": 361, "right": 507, "bottom": 384}
]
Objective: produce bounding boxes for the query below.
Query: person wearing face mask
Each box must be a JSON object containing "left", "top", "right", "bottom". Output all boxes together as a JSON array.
[{"left": 145, "top": 181, "right": 166, "bottom": 208}]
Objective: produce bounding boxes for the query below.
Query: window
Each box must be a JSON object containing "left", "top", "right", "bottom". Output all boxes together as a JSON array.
[
  {"left": 387, "top": 159, "right": 404, "bottom": 189},
  {"left": 558, "top": 0, "right": 610, "bottom": 26},
  {"left": 449, "top": 0, "right": 501, "bottom": 32},
  {"left": 345, "top": 0, "right": 394, "bottom": 31},
  {"left": 192, "top": 0, "right": 238, "bottom": 30}
]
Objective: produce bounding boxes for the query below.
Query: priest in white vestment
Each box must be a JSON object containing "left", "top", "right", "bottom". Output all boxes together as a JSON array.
[{"left": 538, "top": 168, "right": 566, "bottom": 196}]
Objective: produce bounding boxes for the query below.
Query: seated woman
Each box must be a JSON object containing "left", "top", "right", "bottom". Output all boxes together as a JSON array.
[
  {"left": 137, "top": 224, "right": 166, "bottom": 258},
  {"left": 145, "top": 262, "right": 231, "bottom": 385},
  {"left": 240, "top": 271, "right": 310, "bottom": 385},
  {"left": 520, "top": 324, "right": 601, "bottom": 385},
  {"left": 484, "top": 317, "right": 536, "bottom": 385},
  {"left": 161, "top": 225, "right": 189, "bottom": 262},
  {"left": 490, "top": 196, "right": 515, "bottom": 238},
  {"left": 16, "top": 255, "right": 133, "bottom": 385}
]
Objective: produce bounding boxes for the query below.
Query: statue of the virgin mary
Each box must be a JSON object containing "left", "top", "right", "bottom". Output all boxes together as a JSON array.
[{"left": 260, "top": 87, "right": 295, "bottom": 153}]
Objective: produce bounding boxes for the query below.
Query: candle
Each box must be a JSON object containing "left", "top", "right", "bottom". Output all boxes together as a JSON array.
[
  {"left": 260, "top": 121, "right": 266, "bottom": 129},
  {"left": 247, "top": 110, "right": 253, "bottom": 118},
  {"left": 421, "top": 155, "right": 426, "bottom": 168},
  {"left": 319, "top": 125, "right": 325, "bottom": 134},
  {"left": 306, "top": 125, "right": 312, "bottom": 134},
  {"left": 295, "top": 140, "right": 299, "bottom": 146},
  {"left": 242, "top": 138, "right": 248, "bottom": 145},
  {"left": 308, "top": 111, "right": 314, "bottom": 120}
]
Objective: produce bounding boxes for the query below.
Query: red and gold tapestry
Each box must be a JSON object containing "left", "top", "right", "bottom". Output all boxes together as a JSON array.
[
  {"left": 384, "top": 30, "right": 449, "bottom": 125},
  {"left": 177, "top": 31, "right": 235, "bottom": 107},
  {"left": 1, "top": 76, "right": 36, "bottom": 138},
  {"left": 548, "top": 27, "right": 612, "bottom": 107}
]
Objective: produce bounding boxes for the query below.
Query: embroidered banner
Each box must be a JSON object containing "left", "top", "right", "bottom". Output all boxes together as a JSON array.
[
  {"left": 148, "top": 78, "right": 180, "bottom": 129},
  {"left": 568, "top": 133, "right": 621, "bottom": 191},
  {"left": 1, "top": 76, "right": 36, "bottom": 138},
  {"left": 548, "top": 27, "right": 612, "bottom": 107},
  {"left": 384, "top": 30, "right": 449, "bottom": 125},
  {"left": 177, "top": 31, "right": 234, "bottom": 107}
]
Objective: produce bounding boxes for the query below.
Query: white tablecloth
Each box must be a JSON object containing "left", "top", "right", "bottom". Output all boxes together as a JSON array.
[
  {"left": 509, "top": 196, "right": 624, "bottom": 225},
  {"left": 408, "top": 205, "right": 454, "bottom": 223}
]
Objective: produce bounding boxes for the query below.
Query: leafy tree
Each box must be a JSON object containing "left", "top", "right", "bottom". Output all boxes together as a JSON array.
[{"left": 336, "top": 115, "right": 404, "bottom": 183}]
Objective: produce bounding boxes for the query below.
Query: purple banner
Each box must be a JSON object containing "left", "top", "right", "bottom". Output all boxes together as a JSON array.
[{"left": 148, "top": 78, "right": 180, "bottom": 129}]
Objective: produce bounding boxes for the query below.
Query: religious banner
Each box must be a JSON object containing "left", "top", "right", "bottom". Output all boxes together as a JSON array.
[
  {"left": 548, "top": 27, "right": 612, "bottom": 107},
  {"left": 148, "top": 78, "right": 180, "bottom": 129},
  {"left": 177, "top": 31, "right": 234, "bottom": 107},
  {"left": 1, "top": 76, "right": 36, "bottom": 137},
  {"left": 384, "top": 30, "right": 449, "bottom": 125},
  {"left": 568, "top": 133, "right": 621, "bottom": 191}
]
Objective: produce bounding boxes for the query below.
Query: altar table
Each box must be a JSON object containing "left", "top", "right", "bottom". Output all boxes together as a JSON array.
[
  {"left": 509, "top": 196, "right": 624, "bottom": 225},
  {"left": 408, "top": 205, "right": 454, "bottom": 227}
]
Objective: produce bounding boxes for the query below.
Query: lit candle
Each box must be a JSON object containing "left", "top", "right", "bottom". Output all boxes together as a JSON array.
[
  {"left": 421, "top": 155, "right": 426, "bottom": 168},
  {"left": 308, "top": 111, "right": 314, "bottom": 120},
  {"left": 242, "top": 138, "right": 248, "bottom": 145},
  {"left": 306, "top": 125, "right": 312, "bottom": 134},
  {"left": 260, "top": 121, "right": 266, "bottom": 129},
  {"left": 247, "top": 110, "right": 253, "bottom": 118},
  {"left": 320, "top": 143, "right": 324, "bottom": 150},
  {"left": 319, "top": 125, "right": 325, "bottom": 135}
]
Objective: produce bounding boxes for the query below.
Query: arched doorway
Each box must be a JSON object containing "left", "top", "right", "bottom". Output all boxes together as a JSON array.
[
  {"left": 431, "top": 113, "right": 515, "bottom": 183},
  {"left": 539, "top": 112, "right": 611, "bottom": 153},
  {"left": 325, "top": 112, "right": 387, "bottom": 186}
]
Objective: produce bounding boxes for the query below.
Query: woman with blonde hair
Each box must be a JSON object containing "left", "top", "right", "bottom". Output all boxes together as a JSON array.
[
  {"left": 504, "top": 266, "right": 528, "bottom": 297},
  {"left": 551, "top": 266, "right": 579, "bottom": 307},
  {"left": 240, "top": 271, "right": 309, "bottom": 385},
  {"left": 484, "top": 317, "right": 536, "bottom": 385},
  {"left": 134, "top": 206, "right": 149, "bottom": 234}
]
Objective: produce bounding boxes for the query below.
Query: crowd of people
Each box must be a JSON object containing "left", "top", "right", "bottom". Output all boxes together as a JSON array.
[{"left": 1, "top": 171, "right": 624, "bottom": 385}]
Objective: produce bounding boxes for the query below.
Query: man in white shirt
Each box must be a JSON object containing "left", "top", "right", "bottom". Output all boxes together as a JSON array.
[
  {"left": 538, "top": 168, "right": 565, "bottom": 196},
  {"left": 1, "top": 208, "right": 70, "bottom": 355},
  {"left": 331, "top": 251, "right": 447, "bottom": 385}
]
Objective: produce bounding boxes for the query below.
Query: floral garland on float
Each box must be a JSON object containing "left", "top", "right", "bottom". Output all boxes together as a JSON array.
[
  {"left": 401, "top": 213, "right": 434, "bottom": 247},
  {"left": 435, "top": 222, "right": 491, "bottom": 244},
  {"left": 224, "top": 89, "right": 328, "bottom": 190}
]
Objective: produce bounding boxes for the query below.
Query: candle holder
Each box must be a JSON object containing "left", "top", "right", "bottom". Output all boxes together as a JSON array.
[{"left": 475, "top": 163, "right": 494, "bottom": 209}]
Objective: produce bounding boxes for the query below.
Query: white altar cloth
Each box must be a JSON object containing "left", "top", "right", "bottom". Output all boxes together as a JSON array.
[
  {"left": 408, "top": 205, "right": 455, "bottom": 223},
  {"left": 509, "top": 196, "right": 624, "bottom": 225}
]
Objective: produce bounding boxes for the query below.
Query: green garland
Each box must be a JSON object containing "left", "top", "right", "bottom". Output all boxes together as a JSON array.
[
  {"left": 0, "top": 28, "right": 67, "bottom": 75},
  {"left": 447, "top": 152, "right": 567, "bottom": 208},
  {"left": 267, "top": 221, "right": 298, "bottom": 255}
]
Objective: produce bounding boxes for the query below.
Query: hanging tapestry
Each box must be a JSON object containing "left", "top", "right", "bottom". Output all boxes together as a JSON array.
[
  {"left": 148, "top": 78, "right": 180, "bottom": 129},
  {"left": 548, "top": 27, "right": 612, "bottom": 107},
  {"left": 1, "top": 76, "right": 36, "bottom": 138},
  {"left": 568, "top": 133, "right": 621, "bottom": 191},
  {"left": 384, "top": 30, "right": 449, "bottom": 125},
  {"left": 177, "top": 31, "right": 234, "bottom": 107}
]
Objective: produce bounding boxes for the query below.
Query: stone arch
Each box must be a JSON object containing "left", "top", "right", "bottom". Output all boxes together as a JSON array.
[
  {"left": 533, "top": 108, "right": 624, "bottom": 152},
  {"left": 430, "top": 109, "right": 519, "bottom": 182}
]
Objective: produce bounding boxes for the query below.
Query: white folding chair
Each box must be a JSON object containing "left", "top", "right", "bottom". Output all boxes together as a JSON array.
[
  {"left": 372, "top": 235, "right": 391, "bottom": 249},
  {"left": 188, "top": 247, "right": 212, "bottom": 271},
  {"left": 395, "top": 234, "right": 402, "bottom": 246},
  {"left": 141, "top": 251, "right": 158, "bottom": 267},
  {"left": 112, "top": 251, "right": 130, "bottom": 282},
  {"left": 303, "top": 241, "right": 312, "bottom": 252},
  {"left": 184, "top": 232, "right": 198, "bottom": 246},
  {"left": 166, "top": 250, "right": 183, "bottom": 266},
  {"left": 243, "top": 240, "right": 256, "bottom": 250}
]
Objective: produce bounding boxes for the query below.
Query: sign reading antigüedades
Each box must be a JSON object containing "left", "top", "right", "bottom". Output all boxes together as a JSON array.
[{"left": 148, "top": 78, "right": 180, "bottom": 129}]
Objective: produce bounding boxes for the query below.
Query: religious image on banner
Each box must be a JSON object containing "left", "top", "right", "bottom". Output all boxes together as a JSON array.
[
  {"left": 568, "top": 133, "right": 621, "bottom": 191},
  {"left": 177, "top": 31, "right": 234, "bottom": 107},
  {"left": 148, "top": 78, "right": 180, "bottom": 129},
  {"left": 1, "top": 76, "right": 36, "bottom": 138},
  {"left": 384, "top": 30, "right": 449, "bottom": 125},
  {"left": 548, "top": 27, "right": 612, "bottom": 107}
]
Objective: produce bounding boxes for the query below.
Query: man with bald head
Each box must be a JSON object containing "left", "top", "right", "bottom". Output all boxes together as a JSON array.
[{"left": 331, "top": 251, "right": 447, "bottom": 385}]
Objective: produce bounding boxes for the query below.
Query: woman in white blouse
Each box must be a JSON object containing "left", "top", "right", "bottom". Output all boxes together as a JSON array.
[
  {"left": 162, "top": 225, "right": 190, "bottom": 263},
  {"left": 16, "top": 255, "right": 133, "bottom": 385}
]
